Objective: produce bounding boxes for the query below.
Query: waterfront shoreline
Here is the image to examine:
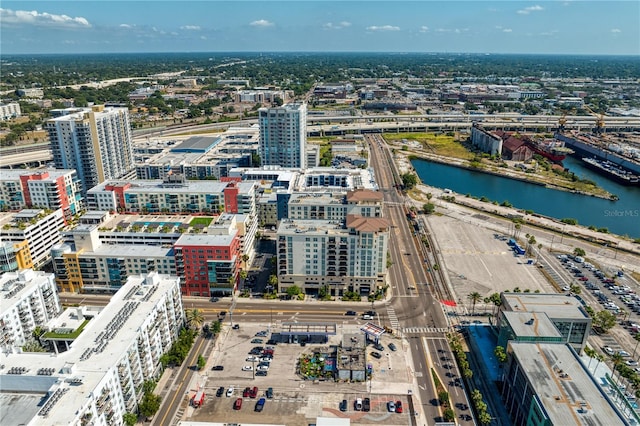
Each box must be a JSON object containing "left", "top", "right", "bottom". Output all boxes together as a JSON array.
[{"left": 405, "top": 150, "right": 616, "bottom": 201}]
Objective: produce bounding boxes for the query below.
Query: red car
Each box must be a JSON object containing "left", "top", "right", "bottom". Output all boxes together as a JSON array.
[
  {"left": 395, "top": 401, "right": 403, "bottom": 413},
  {"left": 579, "top": 277, "right": 589, "bottom": 281},
  {"left": 243, "top": 387, "right": 251, "bottom": 398},
  {"left": 250, "top": 386, "right": 258, "bottom": 398},
  {"left": 234, "top": 398, "right": 243, "bottom": 410}
]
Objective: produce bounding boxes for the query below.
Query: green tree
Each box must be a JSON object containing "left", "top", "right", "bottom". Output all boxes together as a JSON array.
[
  {"left": 438, "top": 391, "right": 450, "bottom": 406},
  {"left": 569, "top": 284, "right": 581, "bottom": 294},
  {"left": 197, "top": 354, "right": 206, "bottom": 371},
  {"left": 122, "top": 412, "right": 137, "bottom": 426},
  {"left": 484, "top": 292, "right": 502, "bottom": 317},
  {"left": 185, "top": 308, "right": 205, "bottom": 330},
  {"left": 423, "top": 202, "right": 435, "bottom": 214},
  {"left": 573, "top": 247, "right": 586, "bottom": 257},
  {"left": 467, "top": 292, "right": 482, "bottom": 315},
  {"left": 478, "top": 410, "right": 493, "bottom": 425},
  {"left": 138, "top": 392, "right": 161, "bottom": 419},
  {"left": 401, "top": 172, "right": 418, "bottom": 189},
  {"left": 286, "top": 285, "right": 302, "bottom": 297},
  {"left": 32, "top": 325, "right": 45, "bottom": 342},
  {"left": 443, "top": 408, "right": 455, "bottom": 421},
  {"left": 210, "top": 320, "right": 222, "bottom": 334},
  {"left": 593, "top": 310, "right": 617, "bottom": 333},
  {"left": 494, "top": 346, "right": 507, "bottom": 363}
]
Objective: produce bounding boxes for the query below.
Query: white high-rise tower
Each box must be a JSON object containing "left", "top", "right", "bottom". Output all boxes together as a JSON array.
[{"left": 258, "top": 103, "right": 307, "bottom": 168}]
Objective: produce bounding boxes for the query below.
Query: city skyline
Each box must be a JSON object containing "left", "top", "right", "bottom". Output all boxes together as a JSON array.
[{"left": 1, "top": 1, "right": 639, "bottom": 56}]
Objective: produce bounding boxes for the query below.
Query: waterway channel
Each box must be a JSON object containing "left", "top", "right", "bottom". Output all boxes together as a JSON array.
[{"left": 411, "top": 157, "right": 640, "bottom": 239}]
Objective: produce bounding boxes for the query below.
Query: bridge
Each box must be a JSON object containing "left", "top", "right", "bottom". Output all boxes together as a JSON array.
[{"left": 0, "top": 143, "right": 52, "bottom": 169}]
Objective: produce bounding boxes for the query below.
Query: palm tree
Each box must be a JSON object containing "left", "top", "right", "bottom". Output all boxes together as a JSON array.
[
  {"left": 584, "top": 347, "right": 596, "bottom": 370},
  {"left": 467, "top": 292, "right": 483, "bottom": 316},
  {"left": 610, "top": 352, "right": 624, "bottom": 385},
  {"left": 633, "top": 333, "right": 640, "bottom": 358},
  {"left": 185, "top": 308, "right": 205, "bottom": 330}
]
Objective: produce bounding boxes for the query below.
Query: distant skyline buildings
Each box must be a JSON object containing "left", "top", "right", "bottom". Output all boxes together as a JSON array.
[{"left": 1, "top": 2, "right": 638, "bottom": 55}]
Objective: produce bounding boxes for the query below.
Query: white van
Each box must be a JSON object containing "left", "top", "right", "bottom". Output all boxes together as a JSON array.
[
  {"left": 355, "top": 398, "right": 363, "bottom": 411},
  {"left": 363, "top": 315, "right": 373, "bottom": 320}
]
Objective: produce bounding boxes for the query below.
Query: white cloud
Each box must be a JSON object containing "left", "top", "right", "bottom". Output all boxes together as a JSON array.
[
  {"left": 181, "top": 25, "right": 201, "bottom": 31},
  {"left": 540, "top": 30, "right": 559, "bottom": 36},
  {"left": 200, "top": 36, "right": 207, "bottom": 40},
  {"left": 503, "top": 28, "right": 513, "bottom": 33},
  {"left": 323, "top": 21, "right": 351, "bottom": 30},
  {"left": 517, "top": 5, "right": 544, "bottom": 15},
  {"left": 0, "top": 8, "right": 91, "bottom": 28},
  {"left": 250, "top": 19, "right": 274, "bottom": 27},
  {"left": 119, "top": 24, "right": 132, "bottom": 28},
  {"left": 611, "top": 28, "right": 621, "bottom": 33},
  {"left": 367, "top": 25, "right": 400, "bottom": 32},
  {"left": 419, "top": 26, "right": 429, "bottom": 33}
]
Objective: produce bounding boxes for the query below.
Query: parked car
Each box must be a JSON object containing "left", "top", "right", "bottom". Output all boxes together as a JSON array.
[
  {"left": 603, "top": 346, "right": 615, "bottom": 356},
  {"left": 339, "top": 399, "right": 347, "bottom": 412},
  {"left": 211, "top": 365, "right": 224, "bottom": 371},
  {"left": 626, "top": 360, "right": 639, "bottom": 366},
  {"left": 395, "top": 401, "right": 403, "bottom": 413},
  {"left": 345, "top": 310, "right": 357, "bottom": 316},
  {"left": 266, "top": 387, "right": 273, "bottom": 399},
  {"left": 234, "top": 398, "right": 243, "bottom": 410},
  {"left": 256, "top": 330, "right": 268, "bottom": 337},
  {"left": 256, "top": 370, "right": 268, "bottom": 376},
  {"left": 246, "top": 356, "right": 259, "bottom": 362},
  {"left": 250, "top": 387, "right": 258, "bottom": 398},
  {"left": 216, "top": 386, "right": 224, "bottom": 397},
  {"left": 255, "top": 397, "right": 266, "bottom": 412},
  {"left": 354, "top": 398, "right": 363, "bottom": 411},
  {"left": 243, "top": 387, "right": 251, "bottom": 398},
  {"left": 387, "top": 401, "right": 396, "bottom": 412},
  {"left": 370, "top": 351, "right": 382, "bottom": 359},
  {"left": 242, "top": 365, "right": 254, "bottom": 371},
  {"left": 388, "top": 343, "right": 397, "bottom": 352},
  {"left": 373, "top": 342, "right": 384, "bottom": 351},
  {"left": 363, "top": 397, "right": 371, "bottom": 412},
  {"left": 226, "top": 387, "right": 234, "bottom": 397},
  {"left": 232, "top": 324, "right": 240, "bottom": 330},
  {"left": 251, "top": 338, "right": 264, "bottom": 344}
]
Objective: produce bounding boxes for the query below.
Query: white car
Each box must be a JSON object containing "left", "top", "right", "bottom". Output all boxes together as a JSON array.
[
  {"left": 257, "top": 365, "right": 270, "bottom": 372},
  {"left": 226, "top": 387, "right": 234, "bottom": 397},
  {"left": 603, "top": 346, "right": 615, "bottom": 356},
  {"left": 246, "top": 356, "right": 259, "bottom": 362},
  {"left": 242, "top": 365, "right": 254, "bottom": 371},
  {"left": 626, "top": 360, "right": 639, "bottom": 366}
]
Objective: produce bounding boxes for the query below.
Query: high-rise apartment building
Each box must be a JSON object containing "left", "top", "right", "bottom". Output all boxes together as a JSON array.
[
  {"left": 0, "top": 269, "right": 61, "bottom": 347},
  {"left": 259, "top": 103, "right": 307, "bottom": 168},
  {"left": 0, "top": 169, "right": 83, "bottom": 222},
  {"left": 45, "top": 105, "right": 134, "bottom": 193}
]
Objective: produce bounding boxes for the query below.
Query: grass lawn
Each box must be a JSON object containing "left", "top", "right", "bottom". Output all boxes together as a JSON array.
[
  {"left": 43, "top": 319, "right": 89, "bottom": 340},
  {"left": 189, "top": 217, "right": 214, "bottom": 227},
  {"left": 384, "top": 133, "right": 474, "bottom": 159}
]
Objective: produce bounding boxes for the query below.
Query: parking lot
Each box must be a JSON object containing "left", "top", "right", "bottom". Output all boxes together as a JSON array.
[
  {"left": 189, "top": 324, "right": 416, "bottom": 425},
  {"left": 429, "top": 213, "right": 554, "bottom": 302}
]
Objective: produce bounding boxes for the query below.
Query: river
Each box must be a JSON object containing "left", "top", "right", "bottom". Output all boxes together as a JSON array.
[{"left": 411, "top": 157, "right": 640, "bottom": 239}]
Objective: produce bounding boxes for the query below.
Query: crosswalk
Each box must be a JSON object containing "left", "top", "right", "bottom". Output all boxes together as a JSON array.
[
  {"left": 386, "top": 304, "right": 399, "bottom": 330},
  {"left": 402, "top": 327, "right": 449, "bottom": 334}
]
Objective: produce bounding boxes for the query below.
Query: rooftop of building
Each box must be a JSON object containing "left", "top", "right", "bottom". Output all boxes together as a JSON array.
[
  {"left": 89, "top": 178, "right": 229, "bottom": 194},
  {"left": 509, "top": 342, "right": 627, "bottom": 426},
  {"left": 501, "top": 293, "right": 590, "bottom": 320},
  {"left": 0, "top": 209, "right": 62, "bottom": 230},
  {"left": 502, "top": 311, "right": 562, "bottom": 339},
  {"left": 0, "top": 168, "right": 77, "bottom": 181},
  {"left": 172, "top": 136, "right": 221, "bottom": 152},
  {"left": 0, "top": 269, "right": 54, "bottom": 311},
  {"left": 277, "top": 218, "right": 346, "bottom": 236},
  {"left": 346, "top": 214, "right": 389, "bottom": 233},
  {"left": 174, "top": 232, "right": 237, "bottom": 247},
  {"left": 346, "top": 188, "right": 384, "bottom": 203},
  {"left": 289, "top": 192, "right": 345, "bottom": 206},
  {"left": 0, "top": 273, "right": 181, "bottom": 426}
]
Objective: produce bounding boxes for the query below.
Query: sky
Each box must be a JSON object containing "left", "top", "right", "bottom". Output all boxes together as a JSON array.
[{"left": 1, "top": 1, "right": 639, "bottom": 55}]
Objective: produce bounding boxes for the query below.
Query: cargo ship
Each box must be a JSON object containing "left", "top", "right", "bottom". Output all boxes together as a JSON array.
[
  {"left": 582, "top": 157, "right": 640, "bottom": 186},
  {"left": 525, "top": 137, "right": 574, "bottom": 163}
]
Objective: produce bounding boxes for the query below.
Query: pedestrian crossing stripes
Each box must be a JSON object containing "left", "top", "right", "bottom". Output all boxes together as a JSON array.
[
  {"left": 386, "top": 305, "right": 399, "bottom": 329},
  {"left": 402, "top": 327, "right": 449, "bottom": 334}
]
